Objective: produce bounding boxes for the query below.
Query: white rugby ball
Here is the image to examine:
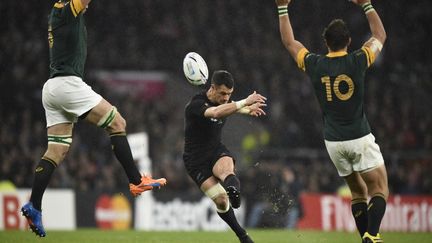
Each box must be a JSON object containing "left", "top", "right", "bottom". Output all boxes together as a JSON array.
[{"left": 183, "top": 52, "right": 208, "bottom": 86}]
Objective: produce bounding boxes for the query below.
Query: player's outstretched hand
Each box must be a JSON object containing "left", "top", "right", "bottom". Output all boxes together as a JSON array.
[
  {"left": 275, "top": 0, "right": 290, "bottom": 7},
  {"left": 349, "top": 0, "right": 371, "bottom": 6},
  {"left": 248, "top": 102, "right": 267, "bottom": 117},
  {"left": 245, "top": 91, "right": 267, "bottom": 106}
]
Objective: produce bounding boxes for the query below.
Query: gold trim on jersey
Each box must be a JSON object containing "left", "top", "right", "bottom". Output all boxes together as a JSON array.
[
  {"left": 326, "top": 51, "right": 348, "bottom": 58},
  {"left": 54, "top": 2, "right": 65, "bottom": 8},
  {"left": 70, "top": 0, "right": 85, "bottom": 17},
  {"left": 361, "top": 46, "right": 376, "bottom": 67},
  {"left": 297, "top": 48, "right": 309, "bottom": 71}
]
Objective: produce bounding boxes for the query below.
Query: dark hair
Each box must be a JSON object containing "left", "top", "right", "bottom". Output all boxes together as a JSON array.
[
  {"left": 322, "top": 19, "right": 350, "bottom": 51},
  {"left": 211, "top": 70, "right": 234, "bottom": 89}
]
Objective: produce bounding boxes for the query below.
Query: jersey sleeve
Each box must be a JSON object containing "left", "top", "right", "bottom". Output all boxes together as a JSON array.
[
  {"left": 69, "top": 0, "right": 86, "bottom": 17},
  {"left": 54, "top": 0, "right": 86, "bottom": 20},
  {"left": 297, "top": 47, "right": 319, "bottom": 74},
  {"left": 353, "top": 46, "right": 376, "bottom": 69},
  {"left": 186, "top": 98, "right": 209, "bottom": 118}
]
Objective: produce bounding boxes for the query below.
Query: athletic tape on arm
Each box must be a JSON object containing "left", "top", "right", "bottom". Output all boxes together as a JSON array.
[{"left": 369, "top": 37, "right": 383, "bottom": 53}]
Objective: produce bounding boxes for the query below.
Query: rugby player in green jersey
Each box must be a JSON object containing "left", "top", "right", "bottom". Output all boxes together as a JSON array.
[
  {"left": 21, "top": 0, "right": 166, "bottom": 237},
  {"left": 276, "top": 0, "right": 388, "bottom": 242}
]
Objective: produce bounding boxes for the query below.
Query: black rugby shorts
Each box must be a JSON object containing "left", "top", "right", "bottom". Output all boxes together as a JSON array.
[{"left": 183, "top": 144, "right": 235, "bottom": 187}]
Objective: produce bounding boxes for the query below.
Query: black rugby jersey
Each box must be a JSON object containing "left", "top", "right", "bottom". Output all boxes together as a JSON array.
[{"left": 183, "top": 91, "right": 227, "bottom": 160}]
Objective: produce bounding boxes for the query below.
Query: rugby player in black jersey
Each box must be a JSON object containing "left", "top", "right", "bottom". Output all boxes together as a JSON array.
[{"left": 183, "top": 70, "right": 266, "bottom": 243}]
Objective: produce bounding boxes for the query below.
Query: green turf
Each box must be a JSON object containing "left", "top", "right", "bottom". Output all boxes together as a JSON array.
[{"left": 0, "top": 229, "right": 431, "bottom": 243}]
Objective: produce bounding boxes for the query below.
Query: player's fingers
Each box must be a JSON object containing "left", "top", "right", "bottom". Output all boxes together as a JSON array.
[{"left": 256, "top": 94, "right": 267, "bottom": 100}]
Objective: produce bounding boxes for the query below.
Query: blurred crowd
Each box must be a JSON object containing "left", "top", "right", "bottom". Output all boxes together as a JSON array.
[{"left": 1, "top": 0, "right": 431, "bottom": 228}]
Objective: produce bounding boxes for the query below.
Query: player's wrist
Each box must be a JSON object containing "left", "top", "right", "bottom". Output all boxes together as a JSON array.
[
  {"left": 361, "top": 2, "right": 375, "bottom": 14},
  {"left": 277, "top": 5, "right": 288, "bottom": 17},
  {"left": 235, "top": 99, "right": 247, "bottom": 109},
  {"left": 237, "top": 107, "right": 251, "bottom": 115}
]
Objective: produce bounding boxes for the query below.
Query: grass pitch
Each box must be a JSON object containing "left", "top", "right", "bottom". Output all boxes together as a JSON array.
[{"left": 0, "top": 229, "right": 431, "bottom": 243}]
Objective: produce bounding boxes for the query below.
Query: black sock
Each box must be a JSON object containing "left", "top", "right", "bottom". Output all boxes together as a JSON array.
[
  {"left": 110, "top": 133, "right": 141, "bottom": 185},
  {"left": 29, "top": 158, "right": 56, "bottom": 211},
  {"left": 223, "top": 174, "right": 240, "bottom": 191},
  {"left": 367, "top": 195, "right": 387, "bottom": 236},
  {"left": 351, "top": 199, "right": 368, "bottom": 237},
  {"left": 218, "top": 207, "right": 246, "bottom": 237}
]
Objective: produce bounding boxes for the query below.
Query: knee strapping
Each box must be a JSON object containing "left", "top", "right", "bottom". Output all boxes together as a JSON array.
[
  {"left": 204, "top": 183, "right": 227, "bottom": 200},
  {"left": 47, "top": 134, "right": 72, "bottom": 147},
  {"left": 204, "top": 184, "right": 229, "bottom": 213},
  {"left": 98, "top": 106, "right": 117, "bottom": 128}
]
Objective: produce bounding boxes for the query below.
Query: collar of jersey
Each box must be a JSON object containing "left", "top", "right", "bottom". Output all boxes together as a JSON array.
[{"left": 326, "top": 51, "right": 348, "bottom": 58}]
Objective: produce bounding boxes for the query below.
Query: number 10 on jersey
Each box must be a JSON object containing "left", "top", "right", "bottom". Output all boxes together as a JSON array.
[{"left": 321, "top": 74, "right": 354, "bottom": 101}]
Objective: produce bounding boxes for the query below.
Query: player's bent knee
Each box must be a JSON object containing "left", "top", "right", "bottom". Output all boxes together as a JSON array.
[
  {"left": 110, "top": 114, "right": 126, "bottom": 131},
  {"left": 107, "top": 114, "right": 128, "bottom": 134},
  {"left": 204, "top": 184, "right": 229, "bottom": 213},
  {"left": 214, "top": 196, "right": 229, "bottom": 213}
]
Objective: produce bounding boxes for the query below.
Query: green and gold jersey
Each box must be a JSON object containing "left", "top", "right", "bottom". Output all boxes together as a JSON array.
[
  {"left": 297, "top": 46, "right": 376, "bottom": 141},
  {"left": 48, "top": 0, "right": 87, "bottom": 79}
]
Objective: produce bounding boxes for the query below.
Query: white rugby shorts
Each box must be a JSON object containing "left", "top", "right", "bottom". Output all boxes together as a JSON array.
[
  {"left": 324, "top": 133, "right": 384, "bottom": 177},
  {"left": 42, "top": 76, "right": 102, "bottom": 127}
]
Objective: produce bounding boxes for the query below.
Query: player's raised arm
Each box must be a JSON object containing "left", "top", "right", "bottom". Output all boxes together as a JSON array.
[
  {"left": 276, "top": 0, "right": 306, "bottom": 61},
  {"left": 352, "top": 0, "right": 386, "bottom": 57},
  {"left": 69, "top": 0, "right": 91, "bottom": 17},
  {"left": 79, "top": 0, "right": 92, "bottom": 7}
]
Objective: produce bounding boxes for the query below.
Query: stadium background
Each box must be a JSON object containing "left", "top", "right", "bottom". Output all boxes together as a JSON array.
[{"left": 1, "top": 0, "right": 431, "bottom": 236}]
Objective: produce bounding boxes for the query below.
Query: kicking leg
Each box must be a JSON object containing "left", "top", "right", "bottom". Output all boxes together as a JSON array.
[
  {"left": 213, "top": 156, "right": 241, "bottom": 208},
  {"left": 201, "top": 177, "right": 253, "bottom": 243},
  {"left": 83, "top": 99, "right": 166, "bottom": 195}
]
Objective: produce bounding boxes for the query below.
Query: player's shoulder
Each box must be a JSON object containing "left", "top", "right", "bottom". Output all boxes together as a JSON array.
[
  {"left": 191, "top": 90, "right": 207, "bottom": 101},
  {"left": 186, "top": 91, "right": 206, "bottom": 107},
  {"left": 350, "top": 48, "right": 366, "bottom": 57},
  {"left": 347, "top": 48, "right": 370, "bottom": 65},
  {"left": 305, "top": 52, "right": 324, "bottom": 62}
]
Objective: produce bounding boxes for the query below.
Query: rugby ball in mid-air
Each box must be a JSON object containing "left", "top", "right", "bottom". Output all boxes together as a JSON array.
[{"left": 183, "top": 52, "right": 208, "bottom": 86}]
